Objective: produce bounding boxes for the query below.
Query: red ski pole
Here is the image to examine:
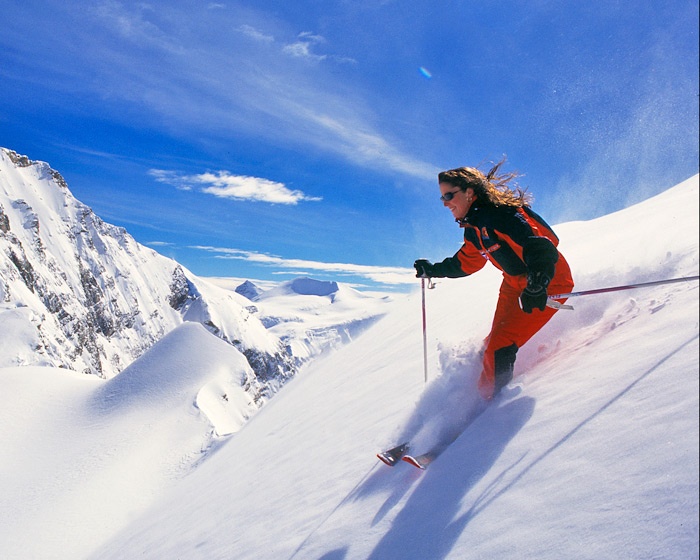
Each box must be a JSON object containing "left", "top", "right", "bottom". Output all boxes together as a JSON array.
[
  {"left": 547, "top": 274, "right": 699, "bottom": 309},
  {"left": 421, "top": 277, "right": 428, "bottom": 383}
]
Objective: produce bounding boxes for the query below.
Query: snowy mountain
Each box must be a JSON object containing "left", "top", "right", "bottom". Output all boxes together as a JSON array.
[
  {"left": 246, "top": 276, "right": 392, "bottom": 364},
  {"left": 0, "top": 148, "right": 390, "bottom": 402},
  {"left": 0, "top": 171, "right": 697, "bottom": 559}
]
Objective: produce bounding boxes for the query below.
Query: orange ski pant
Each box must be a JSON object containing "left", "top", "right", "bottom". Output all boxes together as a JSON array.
[{"left": 477, "top": 256, "right": 574, "bottom": 400}]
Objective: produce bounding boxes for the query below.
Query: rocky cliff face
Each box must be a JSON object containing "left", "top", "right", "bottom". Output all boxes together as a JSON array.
[{"left": 0, "top": 148, "right": 295, "bottom": 403}]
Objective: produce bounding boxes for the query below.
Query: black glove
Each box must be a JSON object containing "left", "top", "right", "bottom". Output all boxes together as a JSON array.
[
  {"left": 520, "top": 271, "right": 550, "bottom": 313},
  {"left": 414, "top": 259, "right": 435, "bottom": 278}
]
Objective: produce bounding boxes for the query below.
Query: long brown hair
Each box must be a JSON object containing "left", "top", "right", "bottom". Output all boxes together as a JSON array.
[{"left": 438, "top": 157, "right": 532, "bottom": 207}]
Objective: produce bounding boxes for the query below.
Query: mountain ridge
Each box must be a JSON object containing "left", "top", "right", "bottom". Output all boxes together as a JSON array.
[{"left": 0, "top": 148, "right": 385, "bottom": 404}]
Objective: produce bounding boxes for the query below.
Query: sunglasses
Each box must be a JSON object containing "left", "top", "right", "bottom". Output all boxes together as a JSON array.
[{"left": 440, "top": 190, "right": 461, "bottom": 202}]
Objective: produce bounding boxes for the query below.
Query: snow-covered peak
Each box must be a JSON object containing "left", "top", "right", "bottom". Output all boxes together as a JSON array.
[
  {"left": 235, "top": 279, "right": 264, "bottom": 301},
  {"left": 255, "top": 276, "right": 339, "bottom": 299},
  {"left": 289, "top": 276, "right": 339, "bottom": 296},
  {"left": 0, "top": 148, "right": 295, "bottom": 395}
]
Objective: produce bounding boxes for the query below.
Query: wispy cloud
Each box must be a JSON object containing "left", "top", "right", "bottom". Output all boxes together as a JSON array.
[
  {"left": 92, "top": 2, "right": 181, "bottom": 54},
  {"left": 238, "top": 24, "right": 274, "bottom": 43},
  {"left": 149, "top": 170, "right": 321, "bottom": 204},
  {"left": 281, "top": 31, "right": 357, "bottom": 65},
  {"left": 69, "top": 3, "right": 431, "bottom": 181},
  {"left": 283, "top": 31, "right": 327, "bottom": 61},
  {"left": 149, "top": 170, "right": 194, "bottom": 191},
  {"left": 3, "top": 2, "right": 437, "bottom": 186},
  {"left": 194, "top": 246, "right": 415, "bottom": 285},
  {"left": 303, "top": 111, "right": 439, "bottom": 178}
]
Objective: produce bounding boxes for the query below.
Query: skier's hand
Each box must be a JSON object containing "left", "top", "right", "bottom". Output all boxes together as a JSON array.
[
  {"left": 520, "top": 271, "right": 550, "bottom": 313},
  {"left": 414, "top": 259, "right": 434, "bottom": 278}
]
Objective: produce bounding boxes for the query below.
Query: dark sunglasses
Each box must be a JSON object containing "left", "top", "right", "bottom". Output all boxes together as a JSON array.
[{"left": 440, "top": 190, "right": 461, "bottom": 202}]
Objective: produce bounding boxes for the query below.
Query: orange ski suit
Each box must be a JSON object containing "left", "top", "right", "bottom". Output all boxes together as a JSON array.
[{"left": 428, "top": 202, "right": 574, "bottom": 400}]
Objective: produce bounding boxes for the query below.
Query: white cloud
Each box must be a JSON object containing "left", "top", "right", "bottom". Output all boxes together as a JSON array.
[
  {"left": 194, "top": 246, "right": 415, "bottom": 285},
  {"left": 92, "top": 2, "right": 180, "bottom": 54},
  {"left": 149, "top": 169, "right": 193, "bottom": 191},
  {"left": 149, "top": 169, "right": 321, "bottom": 205},
  {"left": 283, "top": 32, "right": 327, "bottom": 61},
  {"left": 283, "top": 42, "right": 326, "bottom": 61},
  {"left": 238, "top": 24, "right": 274, "bottom": 43},
  {"left": 304, "top": 111, "right": 439, "bottom": 179},
  {"left": 198, "top": 172, "right": 321, "bottom": 204}
]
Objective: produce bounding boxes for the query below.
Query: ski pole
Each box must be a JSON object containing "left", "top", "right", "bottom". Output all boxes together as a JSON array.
[
  {"left": 421, "top": 277, "right": 428, "bottom": 383},
  {"left": 546, "top": 274, "right": 699, "bottom": 310},
  {"left": 419, "top": 275, "right": 436, "bottom": 382}
]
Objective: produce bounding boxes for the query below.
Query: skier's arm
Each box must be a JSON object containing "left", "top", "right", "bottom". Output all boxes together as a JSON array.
[
  {"left": 520, "top": 236, "right": 559, "bottom": 312},
  {"left": 415, "top": 244, "right": 486, "bottom": 278},
  {"left": 522, "top": 236, "right": 559, "bottom": 280}
]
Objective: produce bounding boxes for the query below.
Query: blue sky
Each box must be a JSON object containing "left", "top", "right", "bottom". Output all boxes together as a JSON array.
[{"left": 1, "top": 1, "right": 698, "bottom": 291}]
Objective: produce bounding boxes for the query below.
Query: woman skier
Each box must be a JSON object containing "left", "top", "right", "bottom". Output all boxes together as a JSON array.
[{"left": 414, "top": 158, "right": 574, "bottom": 400}]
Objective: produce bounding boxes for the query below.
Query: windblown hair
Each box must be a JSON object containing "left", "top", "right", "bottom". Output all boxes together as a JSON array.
[{"left": 438, "top": 157, "right": 532, "bottom": 207}]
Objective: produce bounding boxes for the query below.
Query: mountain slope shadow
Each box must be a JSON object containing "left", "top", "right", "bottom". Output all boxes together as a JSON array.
[{"left": 368, "top": 396, "right": 535, "bottom": 560}]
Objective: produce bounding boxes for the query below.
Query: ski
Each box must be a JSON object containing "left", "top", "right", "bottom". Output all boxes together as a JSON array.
[
  {"left": 402, "top": 451, "right": 437, "bottom": 470},
  {"left": 385, "top": 385, "right": 524, "bottom": 470},
  {"left": 402, "top": 439, "right": 457, "bottom": 469},
  {"left": 377, "top": 442, "right": 409, "bottom": 467}
]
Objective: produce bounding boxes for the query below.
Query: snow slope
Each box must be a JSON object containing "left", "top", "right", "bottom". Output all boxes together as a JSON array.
[
  {"left": 0, "top": 323, "right": 258, "bottom": 560},
  {"left": 1, "top": 176, "right": 698, "bottom": 559}
]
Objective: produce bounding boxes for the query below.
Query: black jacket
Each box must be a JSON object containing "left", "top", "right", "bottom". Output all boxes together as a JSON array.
[{"left": 430, "top": 202, "right": 560, "bottom": 280}]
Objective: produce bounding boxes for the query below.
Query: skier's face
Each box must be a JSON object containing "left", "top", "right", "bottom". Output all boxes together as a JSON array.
[{"left": 439, "top": 183, "right": 475, "bottom": 220}]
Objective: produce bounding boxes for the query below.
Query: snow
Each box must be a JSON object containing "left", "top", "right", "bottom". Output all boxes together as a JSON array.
[
  {"left": 0, "top": 175, "right": 698, "bottom": 559},
  {"left": 0, "top": 304, "right": 48, "bottom": 367},
  {"left": 0, "top": 324, "right": 256, "bottom": 559},
  {"left": 245, "top": 276, "right": 394, "bottom": 363}
]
